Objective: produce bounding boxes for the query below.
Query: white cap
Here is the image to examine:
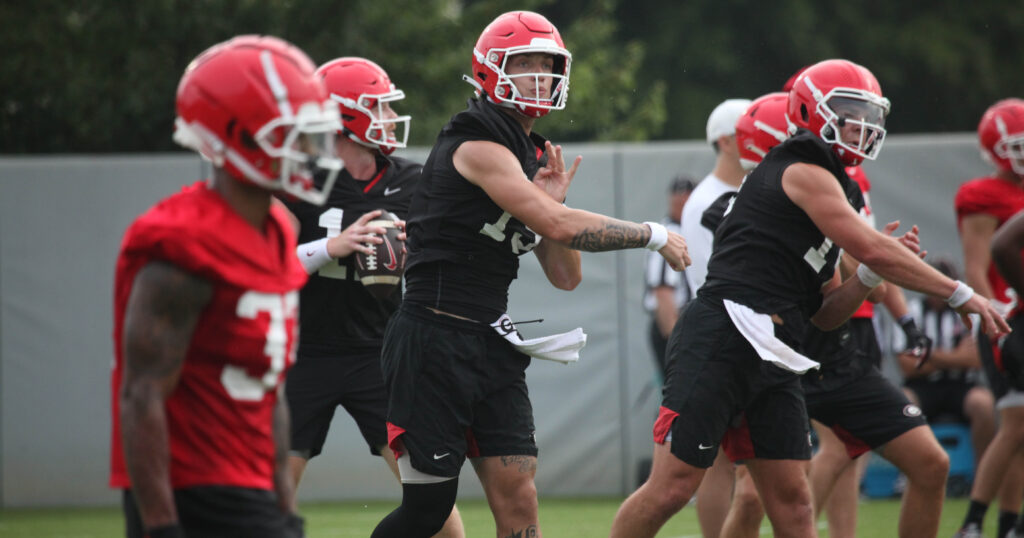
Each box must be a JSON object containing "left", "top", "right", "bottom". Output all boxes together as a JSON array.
[{"left": 706, "top": 98, "right": 752, "bottom": 144}]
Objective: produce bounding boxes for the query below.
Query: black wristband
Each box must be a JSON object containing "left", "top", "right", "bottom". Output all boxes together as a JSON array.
[
  {"left": 899, "top": 317, "right": 918, "bottom": 333},
  {"left": 147, "top": 523, "right": 186, "bottom": 538}
]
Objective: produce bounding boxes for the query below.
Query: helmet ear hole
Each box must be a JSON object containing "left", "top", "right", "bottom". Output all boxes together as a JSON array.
[
  {"left": 800, "top": 104, "right": 809, "bottom": 123},
  {"left": 239, "top": 129, "right": 259, "bottom": 151}
]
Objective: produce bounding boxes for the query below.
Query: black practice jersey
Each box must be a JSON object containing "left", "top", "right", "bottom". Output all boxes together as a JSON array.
[
  {"left": 284, "top": 155, "right": 420, "bottom": 353},
  {"left": 701, "top": 176, "right": 867, "bottom": 373},
  {"left": 404, "top": 97, "right": 547, "bottom": 322},
  {"left": 701, "top": 129, "right": 862, "bottom": 342}
]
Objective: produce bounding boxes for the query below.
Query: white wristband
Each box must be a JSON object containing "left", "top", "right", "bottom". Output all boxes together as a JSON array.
[
  {"left": 296, "top": 237, "right": 333, "bottom": 274},
  {"left": 643, "top": 222, "right": 668, "bottom": 251},
  {"left": 856, "top": 264, "right": 883, "bottom": 288},
  {"left": 946, "top": 280, "right": 975, "bottom": 308}
]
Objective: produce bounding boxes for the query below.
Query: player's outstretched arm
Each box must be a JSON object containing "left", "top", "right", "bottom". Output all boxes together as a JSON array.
[
  {"left": 783, "top": 162, "right": 1010, "bottom": 337},
  {"left": 454, "top": 140, "right": 690, "bottom": 270},
  {"left": 120, "top": 261, "right": 212, "bottom": 532}
]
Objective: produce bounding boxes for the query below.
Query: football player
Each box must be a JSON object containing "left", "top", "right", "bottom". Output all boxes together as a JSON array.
[
  {"left": 954, "top": 97, "right": 1024, "bottom": 538},
  {"left": 714, "top": 88, "right": 955, "bottom": 538},
  {"left": 371, "top": 10, "right": 689, "bottom": 538},
  {"left": 610, "top": 59, "right": 1008, "bottom": 538},
  {"left": 110, "top": 35, "right": 342, "bottom": 538},
  {"left": 277, "top": 56, "right": 465, "bottom": 537}
]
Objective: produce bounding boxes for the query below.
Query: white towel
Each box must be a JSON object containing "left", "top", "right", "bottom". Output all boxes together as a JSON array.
[
  {"left": 490, "top": 314, "right": 587, "bottom": 364},
  {"left": 723, "top": 299, "right": 820, "bottom": 374}
]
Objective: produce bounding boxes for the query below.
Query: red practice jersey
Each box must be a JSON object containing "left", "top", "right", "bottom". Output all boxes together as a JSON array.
[
  {"left": 110, "top": 181, "right": 307, "bottom": 491},
  {"left": 848, "top": 166, "right": 875, "bottom": 319},
  {"left": 955, "top": 176, "right": 1024, "bottom": 305}
]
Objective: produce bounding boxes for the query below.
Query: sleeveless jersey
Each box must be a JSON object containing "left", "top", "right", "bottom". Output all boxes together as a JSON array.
[
  {"left": 702, "top": 129, "right": 862, "bottom": 343},
  {"left": 405, "top": 97, "right": 547, "bottom": 322},
  {"left": 954, "top": 175, "right": 1024, "bottom": 306},
  {"left": 283, "top": 156, "right": 420, "bottom": 353},
  {"left": 110, "top": 182, "right": 306, "bottom": 491},
  {"left": 700, "top": 169, "right": 866, "bottom": 375}
]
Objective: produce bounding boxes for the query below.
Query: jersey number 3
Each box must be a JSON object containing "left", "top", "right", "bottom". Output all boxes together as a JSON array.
[{"left": 220, "top": 291, "right": 298, "bottom": 401}]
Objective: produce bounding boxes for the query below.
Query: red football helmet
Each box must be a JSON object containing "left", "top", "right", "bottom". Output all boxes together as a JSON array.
[
  {"left": 735, "top": 92, "right": 790, "bottom": 171},
  {"left": 978, "top": 98, "right": 1024, "bottom": 176},
  {"left": 787, "top": 59, "right": 890, "bottom": 166},
  {"left": 467, "top": 11, "right": 571, "bottom": 118},
  {"left": 316, "top": 57, "right": 410, "bottom": 156},
  {"left": 172, "top": 35, "right": 342, "bottom": 205}
]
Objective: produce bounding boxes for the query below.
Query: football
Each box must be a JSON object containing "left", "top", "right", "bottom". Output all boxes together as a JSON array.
[{"left": 355, "top": 211, "right": 406, "bottom": 300}]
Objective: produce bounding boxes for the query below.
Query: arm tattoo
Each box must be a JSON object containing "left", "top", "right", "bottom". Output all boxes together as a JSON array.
[
  {"left": 123, "top": 261, "right": 212, "bottom": 381},
  {"left": 503, "top": 525, "right": 539, "bottom": 538},
  {"left": 568, "top": 219, "right": 649, "bottom": 252},
  {"left": 500, "top": 455, "right": 537, "bottom": 473}
]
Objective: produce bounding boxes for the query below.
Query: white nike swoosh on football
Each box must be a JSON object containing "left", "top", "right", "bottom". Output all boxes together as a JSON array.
[
  {"left": 433, "top": 452, "right": 450, "bottom": 460},
  {"left": 384, "top": 187, "right": 402, "bottom": 196}
]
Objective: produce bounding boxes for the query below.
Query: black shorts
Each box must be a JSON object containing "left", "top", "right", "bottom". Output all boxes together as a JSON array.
[
  {"left": 286, "top": 346, "right": 387, "bottom": 457},
  {"left": 381, "top": 303, "right": 537, "bottom": 477},
  {"left": 904, "top": 378, "right": 976, "bottom": 422},
  {"left": 122, "top": 487, "right": 302, "bottom": 538},
  {"left": 658, "top": 296, "right": 811, "bottom": 468},
  {"left": 805, "top": 367, "right": 927, "bottom": 458}
]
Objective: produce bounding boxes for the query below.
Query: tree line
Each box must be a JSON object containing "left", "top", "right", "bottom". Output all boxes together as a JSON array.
[{"left": 1, "top": 0, "right": 1021, "bottom": 153}]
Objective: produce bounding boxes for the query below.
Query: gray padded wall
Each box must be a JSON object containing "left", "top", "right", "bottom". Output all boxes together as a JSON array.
[{"left": 0, "top": 134, "right": 981, "bottom": 507}]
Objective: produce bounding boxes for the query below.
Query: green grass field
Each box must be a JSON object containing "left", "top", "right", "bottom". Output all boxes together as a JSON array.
[{"left": 0, "top": 496, "right": 999, "bottom": 537}]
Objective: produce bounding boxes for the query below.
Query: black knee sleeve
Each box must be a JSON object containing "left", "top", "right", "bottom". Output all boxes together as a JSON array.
[{"left": 371, "top": 479, "right": 459, "bottom": 538}]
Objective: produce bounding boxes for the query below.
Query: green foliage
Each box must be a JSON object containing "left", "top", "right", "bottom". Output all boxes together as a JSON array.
[{"left": 2, "top": 0, "right": 1023, "bottom": 152}]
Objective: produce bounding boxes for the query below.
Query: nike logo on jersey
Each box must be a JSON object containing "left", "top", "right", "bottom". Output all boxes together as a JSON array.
[
  {"left": 384, "top": 187, "right": 402, "bottom": 196},
  {"left": 305, "top": 250, "right": 315, "bottom": 257},
  {"left": 433, "top": 452, "right": 450, "bottom": 460},
  {"left": 698, "top": 443, "right": 714, "bottom": 450}
]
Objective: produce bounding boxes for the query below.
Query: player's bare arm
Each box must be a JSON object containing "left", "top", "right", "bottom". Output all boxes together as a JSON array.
[
  {"left": 530, "top": 140, "right": 583, "bottom": 289},
  {"left": 810, "top": 268, "right": 876, "bottom": 330},
  {"left": 272, "top": 384, "right": 298, "bottom": 514},
  {"left": 454, "top": 140, "right": 690, "bottom": 270},
  {"left": 120, "top": 261, "right": 212, "bottom": 529},
  {"left": 784, "top": 162, "right": 1009, "bottom": 336},
  {"left": 813, "top": 220, "right": 920, "bottom": 329}
]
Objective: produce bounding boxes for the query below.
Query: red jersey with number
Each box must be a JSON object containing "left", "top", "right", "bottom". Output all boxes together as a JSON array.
[
  {"left": 848, "top": 166, "right": 875, "bottom": 319},
  {"left": 109, "top": 181, "right": 307, "bottom": 490}
]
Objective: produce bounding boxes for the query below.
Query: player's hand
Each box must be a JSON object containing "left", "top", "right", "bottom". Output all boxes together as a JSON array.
[
  {"left": 882, "top": 221, "right": 927, "bottom": 259},
  {"left": 899, "top": 317, "right": 933, "bottom": 368},
  {"left": 394, "top": 218, "right": 408, "bottom": 242},
  {"left": 956, "top": 293, "right": 1011, "bottom": 338},
  {"left": 533, "top": 141, "right": 582, "bottom": 203},
  {"left": 326, "top": 210, "right": 387, "bottom": 258},
  {"left": 659, "top": 231, "right": 691, "bottom": 271}
]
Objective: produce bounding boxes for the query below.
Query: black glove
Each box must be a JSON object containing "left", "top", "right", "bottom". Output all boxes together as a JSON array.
[
  {"left": 147, "top": 524, "right": 186, "bottom": 538},
  {"left": 899, "top": 317, "right": 932, "bottom": 368}
]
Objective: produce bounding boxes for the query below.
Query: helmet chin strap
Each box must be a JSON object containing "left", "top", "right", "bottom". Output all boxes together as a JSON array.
[{"left": 462, "top": 74, "right": 484, "bottom": 96}]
